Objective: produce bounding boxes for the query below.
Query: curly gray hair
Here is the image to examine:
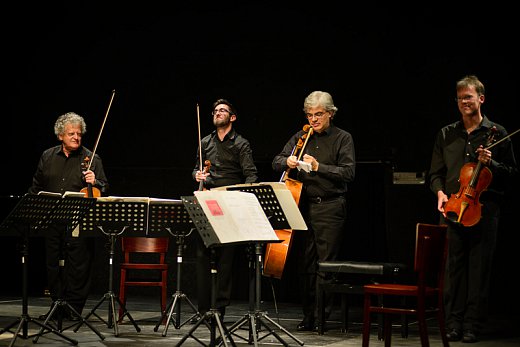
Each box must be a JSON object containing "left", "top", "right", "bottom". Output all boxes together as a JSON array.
[{"left": 54, "top": 112, "right": 87, "bottom": 138}]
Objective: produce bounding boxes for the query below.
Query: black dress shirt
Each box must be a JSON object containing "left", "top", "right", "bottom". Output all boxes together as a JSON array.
[
  {"left": 272, "top": 124, "right": 355, "bottom": 199},
  {"left": 193, "top": 128, "right": 258, "bottom": 189},
  {"left": 29, "top": 145, "right": 109, "bottom": 195},
  {"left": 429, "top": 116, "right": 517, "bottom": 200}
]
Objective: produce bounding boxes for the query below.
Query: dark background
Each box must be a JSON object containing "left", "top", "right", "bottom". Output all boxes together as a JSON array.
[{"left": 2, "top": 2, "right": 519, "bottom": 313}]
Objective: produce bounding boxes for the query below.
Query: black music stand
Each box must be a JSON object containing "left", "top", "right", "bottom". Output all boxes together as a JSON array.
[
  {"left": 224, "top": 184, "right": 305, "bottom": 346},
  {"left": 73, "top": 197, "right": 147, "bottom": 336},
  {"left": 0, "top": 193, "right": 96, "bottom": 347},
  {"left": 33, "top": 194, "right": 105, "bottom": 343},
  {"left": 148, "top": 199, "right": 201, "bottom": 336},
  {"left": 175, "top": 195, "right": 240, "bottom": 347}
]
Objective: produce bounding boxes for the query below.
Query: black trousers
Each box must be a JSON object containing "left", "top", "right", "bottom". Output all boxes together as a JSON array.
[
  {"left": 443, "top": 200, "right": 499, "bottom": 333},
  {"left": 44, "top": 225, "right": 93, "bottom": 313},
  {"left": 298, "top": 196, "right": 347, "bottom": 321},
  {"left": 194, "top": 232, "right": 236, "bottom": 314}
]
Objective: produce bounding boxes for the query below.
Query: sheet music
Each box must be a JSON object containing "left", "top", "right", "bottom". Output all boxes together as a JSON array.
[
  {"left": 194, "top": 190, "right": 279, "bottom": 244},
  {"left": 212, "top": 182, "right": 307, "bottom": 230}
]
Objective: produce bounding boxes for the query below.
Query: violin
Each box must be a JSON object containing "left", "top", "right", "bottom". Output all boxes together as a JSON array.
[
  {"left": 198, "top": 160, "right": 211, "bottom": 191},
  {"left": 443, "top": 127, "right": 497, "bottom": 227},
  {"left": 263, "top": 124, "right": 313, "bottom": 279},
  {"left": 80, "top": 156, "right": 101, "bottom": 198}
]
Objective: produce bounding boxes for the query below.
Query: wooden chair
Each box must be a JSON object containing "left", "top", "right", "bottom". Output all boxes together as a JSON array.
[
  {"left": 362, "top": 223, "right": 449, "bottom": 347},
  {"left": 118, "top": 236, "right": 169, "bottom": 322}
]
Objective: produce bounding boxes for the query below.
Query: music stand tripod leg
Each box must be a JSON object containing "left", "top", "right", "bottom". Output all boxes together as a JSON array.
[
  {"left": 252, "top": 243, "right": 304, "bottom": 346},
  {"left": 74, "top": 231, "right": 140, "bottom": 336},
  {"left": 224, "top": 244, "right": 259, "bottom": 345},
  {"left": 175, "top": 248, "right": 236, "bottom": 347},
  {"left": 1, "top": 227, "right": 78, "bottom": 347},
  {"left": 154, "top": 230, "right": 201, "bottom": 335},
  {"left": 33, "top": 237, "right": 105, "bottom": 341}
]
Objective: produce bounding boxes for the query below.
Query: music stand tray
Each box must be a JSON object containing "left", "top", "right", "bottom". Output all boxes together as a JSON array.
[{"left": 0, "top": 193, "right": 97, "bottom": 346}]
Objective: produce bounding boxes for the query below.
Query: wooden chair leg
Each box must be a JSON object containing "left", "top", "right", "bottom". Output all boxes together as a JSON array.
[
  {"left": 118, "top": 269, "right": 126, "bottom": 321},
  {"left": 384, "top": 314, "right": 392, "bottom": 347},
  {"left": 377, "top": 295, "right": 384, "bottom": 340},
  {"left": 340, "top": 294, "right": 349, "bottom": 333},
  {"left": 161, "top": 270, "right": 167, "bottom": 315},
  {"left": 362, "top": 293, "right": 372, "bottom": 347}
]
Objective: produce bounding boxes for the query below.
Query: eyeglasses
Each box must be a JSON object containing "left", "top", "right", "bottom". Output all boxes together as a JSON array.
[
  {"left": 305, "top": 111, "right": 328, "bottom": 120},
  {"left": 212, "top": 108, "right": 231, "bottom": 115}
]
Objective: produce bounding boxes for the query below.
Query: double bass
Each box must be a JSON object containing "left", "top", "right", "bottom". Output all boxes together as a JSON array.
[
  {"left": 263, "top": 124, "right": 313, "bottom": 279},
  {"left": 443, "top": 127, "right": 497, "bottom": 227}
]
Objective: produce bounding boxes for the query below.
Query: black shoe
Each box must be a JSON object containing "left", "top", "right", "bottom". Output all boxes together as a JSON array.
[
  {"left": 313, "top": 322, "right": 325, "bottom": 333},
  {"left": 67, "top": 312, "right": 82, "bottom": 322},
  {"left": 297, "top": 317, "right": 315, "bottom": 331},
  {"left": 446, "top": 328, "right": 462, "bottom": 341},
  {"left": 462, "top": 330, "right": 478, "bottom": 343}
]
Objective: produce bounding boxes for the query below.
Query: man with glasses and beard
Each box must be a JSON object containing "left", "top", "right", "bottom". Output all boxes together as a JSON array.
[{"left": 192, "top": 98, "right": 258, "bottom": 323}]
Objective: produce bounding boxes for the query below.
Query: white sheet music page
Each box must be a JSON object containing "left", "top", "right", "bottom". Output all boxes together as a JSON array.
[{"left": 194, "top": 190, "right": 278, "bottom": 244}]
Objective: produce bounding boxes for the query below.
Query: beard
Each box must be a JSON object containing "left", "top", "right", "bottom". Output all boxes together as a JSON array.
[{"left": 213, "top": 115, "right": 231, "bottom": 127}]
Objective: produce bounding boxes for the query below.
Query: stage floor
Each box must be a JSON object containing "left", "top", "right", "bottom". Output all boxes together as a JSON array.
[{"left": 0, "top": 295, "right": 519, "bottom": 347}]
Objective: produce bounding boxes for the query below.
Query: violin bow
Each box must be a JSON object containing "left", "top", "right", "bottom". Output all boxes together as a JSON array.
[
  {"left": 196, "top": 103, "right": 206, "bottom": 191},
  {"left": 86, "top": 89, "right": 116, "bottom": 171}
]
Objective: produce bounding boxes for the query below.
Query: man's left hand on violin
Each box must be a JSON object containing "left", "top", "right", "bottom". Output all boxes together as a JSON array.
[{"left": 476, "top": 146, "right": 492, "bottom": 165}]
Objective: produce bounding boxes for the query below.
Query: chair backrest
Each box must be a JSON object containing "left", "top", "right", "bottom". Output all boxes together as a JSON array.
[
  {"left": 122, "top": 237, "right": 169, "bottom": 263},
  {"left": 414, "top": 223, "right": 448, "bottom": 291}
]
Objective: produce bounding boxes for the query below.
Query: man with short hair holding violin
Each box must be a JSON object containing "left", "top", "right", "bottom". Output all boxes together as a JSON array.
[
  {"left": 272, "top": 91, "right": 356, "bottom": 332},
  {"left": 429, "top": 75, "right": 517, "bottom": 343},
  {"left": 192, "top": 98, "right": 258, "bottom": 322},
  {"left": 29, "top": 111, "right": 109, "bottom": 321}
]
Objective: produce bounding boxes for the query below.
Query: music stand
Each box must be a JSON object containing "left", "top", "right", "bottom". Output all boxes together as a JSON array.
[
  {"left": 174, "top": 195, "right": 238, "bottom": 347},
  {"left": 223, "top": 184, "right": 305, "bottom": 346},
  {"left": 148, "top": 199, "right": 201, "bottom": 336},
  {"left": 0, "top": 193, "right": 96, "bottom": 346},
  {"left": 73, "top": 197, "right": 147, "bottom": 336},
  {"left": 176, "top": 191, "right": 284, "bottom": 347},
  {"left": 32, "top": 194, "right": 106, "bottom": 343}
]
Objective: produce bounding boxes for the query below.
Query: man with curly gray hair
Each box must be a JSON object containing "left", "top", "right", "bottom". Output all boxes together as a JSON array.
[{"left": 29, "top": 111, "right": 109, "bottom": 321}]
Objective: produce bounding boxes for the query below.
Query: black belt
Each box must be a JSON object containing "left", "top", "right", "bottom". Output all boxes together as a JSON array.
[{"left": 307, "top": 194, "right": 344, "bottom": 204}]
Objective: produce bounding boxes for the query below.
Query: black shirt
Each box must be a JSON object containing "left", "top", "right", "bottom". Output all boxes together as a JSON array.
[
  {"left": 193, "top": 128, "right": 258, "bottom": 189},
  {"left": 29, "top": 145, "right": 109, "bottom": 195},
  {"left": 272, "top": 124, "right": 355, "bottom": 198},
  {"left": 429, "top": 116, "right": 517, "bottom": 199}
]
